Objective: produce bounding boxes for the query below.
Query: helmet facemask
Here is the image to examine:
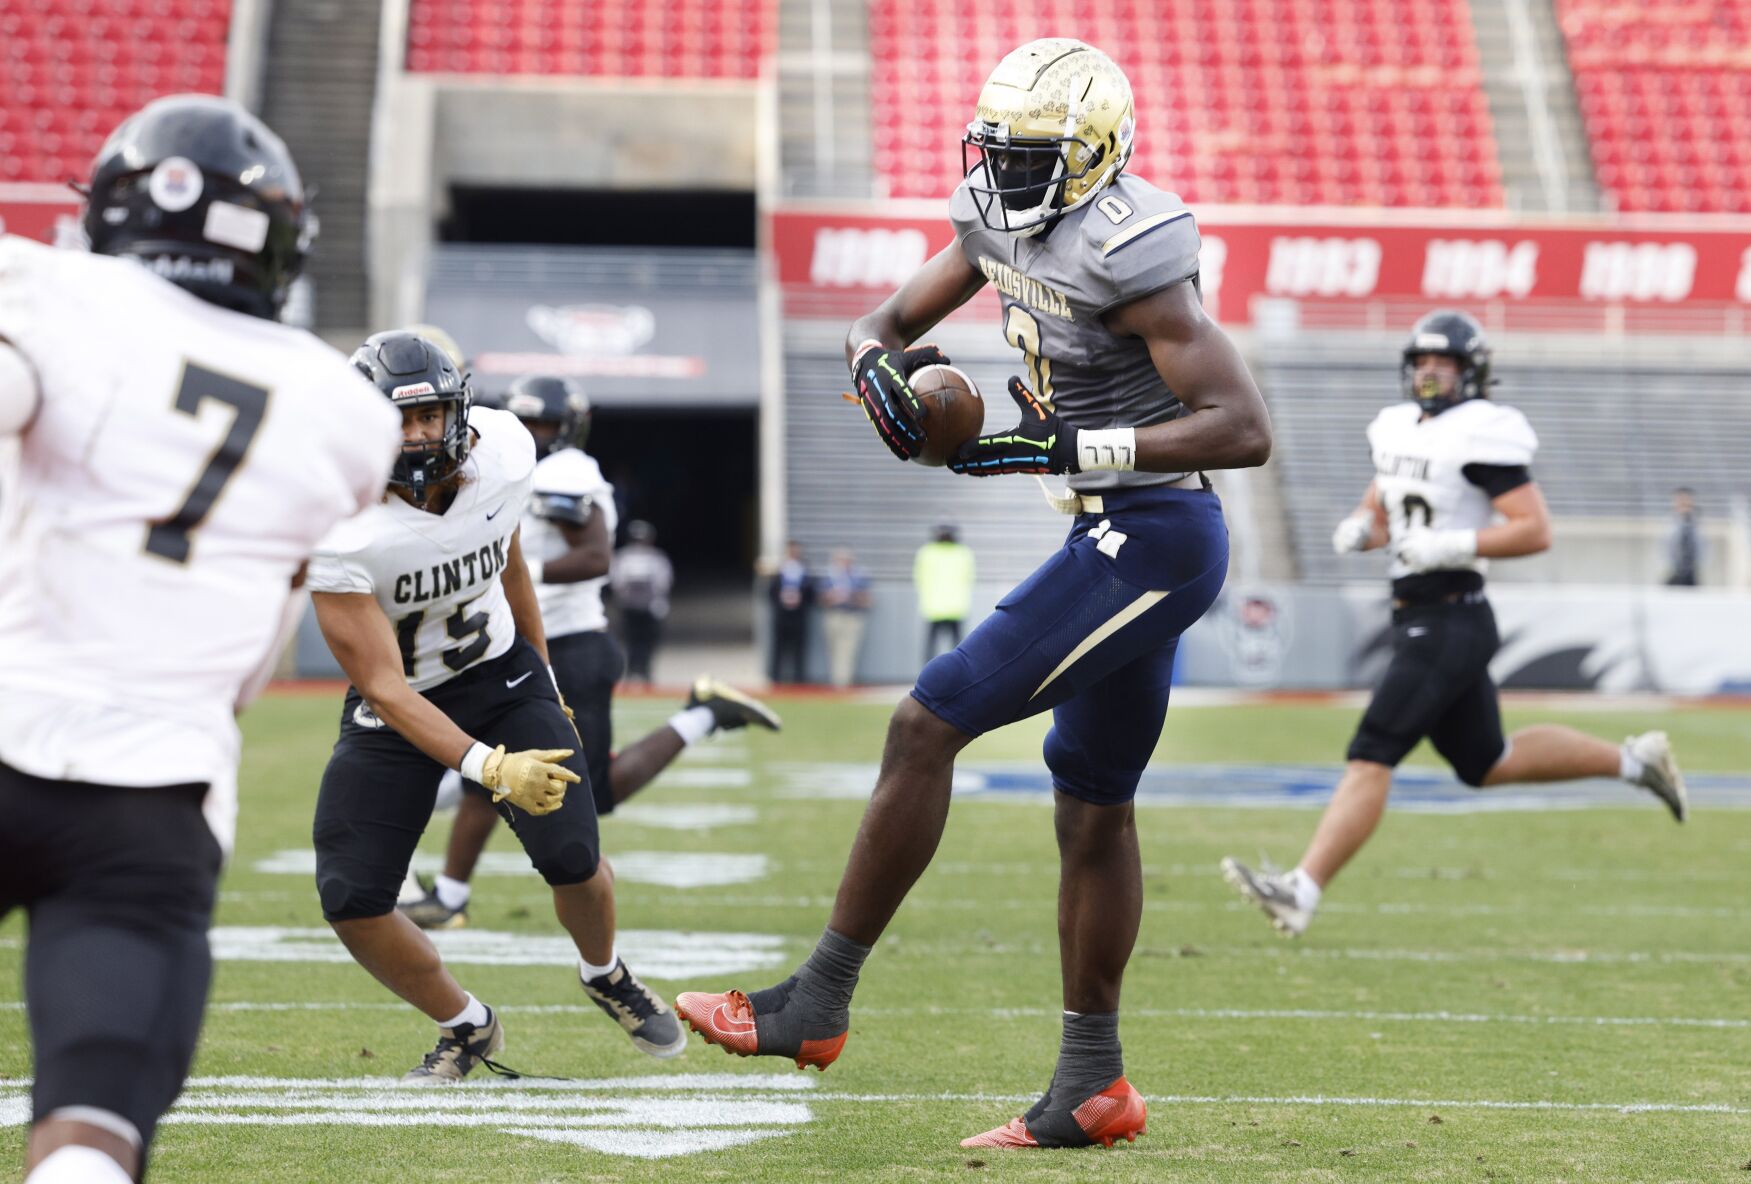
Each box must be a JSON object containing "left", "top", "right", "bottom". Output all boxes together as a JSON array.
[{"left": 962, "top": 126, "right": 1103, "bottom": 236}]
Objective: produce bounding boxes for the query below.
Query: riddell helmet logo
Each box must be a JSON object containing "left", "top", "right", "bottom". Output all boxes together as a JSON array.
[
  {"left": 391, "top": 382, "right": 436, "bottom": 399},
  {"left": 148, "top": 156, "right": 204, "bottom": 213}
]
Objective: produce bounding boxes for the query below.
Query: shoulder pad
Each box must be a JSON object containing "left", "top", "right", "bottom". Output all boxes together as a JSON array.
[
  {"left": 1367, "top": 402, "right": 1419, "bottom": 443},
  {"left": 1462, "top": 402, "right": 1538, "bottom": 466},
  {"left": 948, "top": 180, "right": 983, "bottom": 245},
  {"left": 1081, "top": 178, "right": 1200, "bottom": 309},
  {"left": 534, "top": 447, "right": 606, "bottom": 497},
  {"left": 471, "top": 406, "right": 537, "bottom": 482}
]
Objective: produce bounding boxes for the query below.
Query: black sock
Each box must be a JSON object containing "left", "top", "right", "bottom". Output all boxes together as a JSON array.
[
  {"left": 746, "top": 927, "right": 870, "bottom": 1049},
  {"left": 1047, "top": 1011, "right": 1123, "bottom": 1104}
]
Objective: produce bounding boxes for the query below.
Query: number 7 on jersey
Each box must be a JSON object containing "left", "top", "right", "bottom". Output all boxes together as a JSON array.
[{"left": 145, "top": 362, "right": 271, "bottom": 564}]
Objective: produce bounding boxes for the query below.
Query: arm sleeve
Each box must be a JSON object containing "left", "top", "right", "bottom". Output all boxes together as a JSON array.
[
  {"left": 0, "top": 341, "right": 40, "bottom": 437},
  {"left": 1461, "top": 463, "right": 1532, "bottom": 498}
]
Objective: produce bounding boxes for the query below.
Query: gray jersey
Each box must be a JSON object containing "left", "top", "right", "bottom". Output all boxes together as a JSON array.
[{"left": 950, "top": 172, "right": 1202, "bottom": 491}]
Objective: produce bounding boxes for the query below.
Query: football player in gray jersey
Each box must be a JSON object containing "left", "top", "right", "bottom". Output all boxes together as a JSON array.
[{"left": 678, "top": 39, "right": 1271, "bottom": 1150}]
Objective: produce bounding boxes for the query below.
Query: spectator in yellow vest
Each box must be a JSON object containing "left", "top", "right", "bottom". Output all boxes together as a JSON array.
[{"left": 915, "top": 525, "right": 976, "bottom": 665}]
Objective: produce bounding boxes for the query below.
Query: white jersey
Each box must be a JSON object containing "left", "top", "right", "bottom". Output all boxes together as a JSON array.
[
  {"left": 0, "top": 236, "right": 400, "bottom": 845},
  {"left": 526, "top": 447, "right": 615, "bottom": 638},
  {"left": 307, "top": 407, "right": 536, "bottom": 691},
  {"left": 1367, "top": 398, "right": 1539, "bottom": 581}
]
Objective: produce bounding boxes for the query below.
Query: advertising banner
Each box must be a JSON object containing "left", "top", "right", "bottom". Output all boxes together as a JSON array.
[{"left": 771, "top": 207, "right": 1751, "bottom": 332}]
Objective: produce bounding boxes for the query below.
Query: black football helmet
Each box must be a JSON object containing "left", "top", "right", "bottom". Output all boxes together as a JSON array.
[
  {"left": 502, "top": 374, "right": 592, "bottom": 455},
  {"left": 81, "top": 94, "right": 311, "bottom": 321},
  {"left": 352, "top": 330, "right": 473, "bottom": 503},
  {"left": 1401, "top": 309, "right": 1492, "bottom": 416}
]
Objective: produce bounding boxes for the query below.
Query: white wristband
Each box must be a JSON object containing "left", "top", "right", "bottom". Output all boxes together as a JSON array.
[
  {"left": 459, "top": 741, "right": 492, "bottom": 784},
  {"left": 1076, "top": 428, "right": 1137, "bottom": 472},
  {"left": 525, "top": 557, "right": 544, "bottom": 585},
  {"left": 850, "top": 338, "right": 883, "bottom": 372}
]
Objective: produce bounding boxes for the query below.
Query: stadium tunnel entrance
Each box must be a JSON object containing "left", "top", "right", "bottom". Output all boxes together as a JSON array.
[{"left": 428, "top": 185, "right": 762, "bottom": 645}]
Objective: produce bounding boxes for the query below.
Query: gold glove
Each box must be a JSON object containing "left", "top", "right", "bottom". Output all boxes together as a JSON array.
[{"left": 479, "top": 745, "right": 578, "bottom": 815}]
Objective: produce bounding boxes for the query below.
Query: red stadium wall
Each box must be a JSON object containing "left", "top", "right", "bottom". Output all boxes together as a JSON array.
[{"left": 771, "top": 206, "right": 1751, "bottom": 334}]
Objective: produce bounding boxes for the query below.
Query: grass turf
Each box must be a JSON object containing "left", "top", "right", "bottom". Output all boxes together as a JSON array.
[{"left": 3, "top": 693, "right": 1748, "bottom": 1181}]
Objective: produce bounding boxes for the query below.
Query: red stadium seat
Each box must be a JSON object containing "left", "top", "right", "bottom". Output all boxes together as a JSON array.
[
  {"left": 0, "top": 0, "right": 231, "bottom": 182},
  {"left": 1557, "top": 0, "right": 1751, "bottom": 212},
  {"left": 865, "top": 0, "right": 1504, "bottom": 206},
  {"left": 404, "top": 0, "right": 774, "bottom": 80}
]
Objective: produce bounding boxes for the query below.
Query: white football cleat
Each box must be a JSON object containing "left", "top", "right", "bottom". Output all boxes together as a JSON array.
[
  {"left": 1625, "top": 731, "right": 1687, "bottom": 823},
  {"left": 1221, "top": 857, "right": 1313, "bottom": 937}
]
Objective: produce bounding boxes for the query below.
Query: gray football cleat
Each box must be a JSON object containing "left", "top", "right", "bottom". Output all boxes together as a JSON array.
[
  {"left": 1626, "top": 731, "right": 1687, "bottom": 822},
  {"left": 686, "top": 677, "right": 782, "bottom": 733},
  {"left": 402, "top": 1008, "right": 504, "bottom": 1084},
  {"left": 397, "top": 873, "right": 468, "bottom": 930},
  {"left": 1220, "top": 857, "right": 1313, "bottom": 937},
  {"left": 583, "top": 959, "right": 688, "bottom": 1058}
]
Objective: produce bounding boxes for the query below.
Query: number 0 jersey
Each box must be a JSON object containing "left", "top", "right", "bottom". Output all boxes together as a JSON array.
[
  {"left": 307, "top": 406, "right": 536, "bottom": 691},
  {"left": 950, "top": 172, "right": 1204, "bottom": 492},
  {"left": 0, "top": 235, "right": 400, "bottom": 826},
  {"left": 525, "top": 446, "right": 616, "bottom": 638},
  {"left": 1367, "top": 399, "right": 1539, "bottom": 583}
]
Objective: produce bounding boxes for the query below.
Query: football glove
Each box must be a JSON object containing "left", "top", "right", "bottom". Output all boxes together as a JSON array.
[
  {"left": 948, "top": 377, "right": 1079, "bottom": 477},
  {"left": 1331, "top": 513, "right": 1375, "bottom": 555},
  {"left": 849, "top": 342, "right": 949, "bottom": 461},
  {"left": 1395, "top": 528, "right": 1478, "bottom": 573},
  {"left": 479, "top": 745, "right": 578, "bottom": 815}
]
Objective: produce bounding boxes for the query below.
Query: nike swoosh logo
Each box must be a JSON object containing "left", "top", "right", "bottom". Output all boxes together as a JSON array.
[
  {"left": 486, "top": 505, "right": 504, "bottom": 521},
  {"left": 706, "top": 1002, "right": 756, "bottom": 1035},
  {"left": 506, "top": 672, "right": 533, "bottom": 688}
]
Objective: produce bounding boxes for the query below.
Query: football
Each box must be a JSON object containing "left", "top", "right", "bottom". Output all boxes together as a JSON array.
[{"left": 907, "top": 364, "right": 986, "bottom": 466}]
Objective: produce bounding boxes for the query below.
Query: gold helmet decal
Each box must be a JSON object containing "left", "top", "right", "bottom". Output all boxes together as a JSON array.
[{"left": 962, "top": 39, "right": 1135, "bottom": 236}]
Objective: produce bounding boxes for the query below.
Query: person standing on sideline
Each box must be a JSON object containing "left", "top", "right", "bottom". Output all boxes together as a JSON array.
[
  {"left": 820, "top": 548, "right": 873, "bottom": 687},
  {"left": 1664, "top": 486, "right": 1702, "bottom": 586},
  {"left": 612, "top": 520, "right": 672, "bottom": 685},
  {"left": 768, "top": 540, "right": 815, "bottom": 684},
  {"left": 915, "top": 525, "right": 975, "bottom": 664}
]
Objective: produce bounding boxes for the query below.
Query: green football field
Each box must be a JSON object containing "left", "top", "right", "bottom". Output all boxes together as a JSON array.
[{"left": 4, "top": 691, "right": 1750, "bottom": 1181}]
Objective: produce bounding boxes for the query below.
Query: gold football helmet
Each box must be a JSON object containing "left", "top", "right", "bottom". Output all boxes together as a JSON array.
[{"left": 961, "top": 39, "right": 1135, "bottom": 236}]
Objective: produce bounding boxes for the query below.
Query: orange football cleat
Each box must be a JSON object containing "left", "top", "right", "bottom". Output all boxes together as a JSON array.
[
  {"left": 960, "top": 1077, "right": 1147, "bottom": 1149},
  {"left": 674, "top": 989, "right": 848, "bottom": 1071}
]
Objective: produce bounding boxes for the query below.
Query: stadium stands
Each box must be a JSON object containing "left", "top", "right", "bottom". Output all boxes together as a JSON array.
[
  {"left": 1559, "top": 0, "right": 1751, "bottom": 213},
  {"left": 404, "top": 0, "right": 773, "bottom": 78},
  {"left": 867, "top": 0, "right": 1505, "bottom": 207},
  {"left": 0, "top": 0, "right": 230, "bottom": 183}
]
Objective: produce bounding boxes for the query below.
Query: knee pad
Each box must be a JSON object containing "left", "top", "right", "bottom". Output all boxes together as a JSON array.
[
  {"left": 1043, "top": 727, "right": 1142, "bottom": 807},
  {"left": 317, "top": 869, "right": 396, "bottom": 922},
  {"left": 533, "top": 838, "right": 600, "bottom": 887},
  {"left": 26, "top": 1144, "right": 133, "bottom": 1184}
]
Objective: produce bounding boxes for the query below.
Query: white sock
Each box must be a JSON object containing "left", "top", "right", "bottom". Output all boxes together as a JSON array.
[
  {"left": 433, "top": 874, "right": 471, "bottom": 911},
  {"left": 26, "top": 1145, "right": 133, "bottom": 1184},
  {"left": 1619, "top": 744, "right": 1644, "bottom": 782},
  {"left": 578, "top": 949, "right": 620, "bottom": 982},
  {"left": 437, "top": 993, "right": 489, "bottom": 1030},
  {"left": 1288, "top": 868, "right": 1323, "bottom": 912},
  {"left": 667, "top": 705, "right": 716, "bottom": 746}
]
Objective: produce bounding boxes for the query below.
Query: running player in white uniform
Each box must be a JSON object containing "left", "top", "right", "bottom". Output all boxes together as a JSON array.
[
  {"left": 0, "top": 95, "right": 400, "bottom": 1183},
  {"left": 398, "top": 374, "right": 781, "bottom": 931},
  {"left": 1222, "top": 309, "right": 1687, "bottom": 937},
  {"left": 307, "top": 332, "right": 688, "bottom": 1079}
]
